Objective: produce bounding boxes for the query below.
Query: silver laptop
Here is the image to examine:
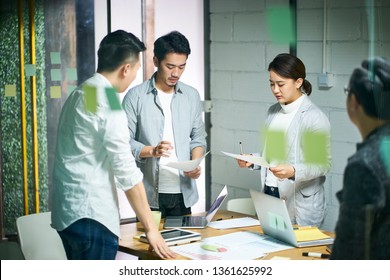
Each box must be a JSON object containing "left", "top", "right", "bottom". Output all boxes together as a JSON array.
[
  {"left": 164, "top": 185, "right": 228, "bottom": 228},
  {"left": 250, "top": 189, "right": 334, "bottom": 247}
]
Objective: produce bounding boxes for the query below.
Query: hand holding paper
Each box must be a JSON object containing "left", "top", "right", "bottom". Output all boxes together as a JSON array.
[
  {"left": 221, "top": 151, "right": 270, "bottom": 168},
  {"left": 164, "top": 151, "right": 210, "bottom": 172}
]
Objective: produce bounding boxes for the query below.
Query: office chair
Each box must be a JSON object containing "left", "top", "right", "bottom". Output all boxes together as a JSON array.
[
  {"left": 16, "top": 211, "right": 67, "bottom": 260},
  {"left": 226, "top": 198, "right": 256, "bottom": 216}
]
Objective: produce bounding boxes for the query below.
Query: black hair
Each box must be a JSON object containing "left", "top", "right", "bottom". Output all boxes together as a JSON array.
[
  {"left": 97, "top": 30, "right": 146, "bottom": 72},
  {"left": 348, "top": 57, "right": 390, "bottom": 120},
  {"left": 153, "top": 31, "right": 191, "bottom": 62},
  {"left": 268, "top": 53, "right": 312, "bottom": 96}
]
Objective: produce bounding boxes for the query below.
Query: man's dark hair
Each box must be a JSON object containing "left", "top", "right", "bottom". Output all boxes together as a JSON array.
[
  {"left": 153, "top": 31, "right": 191, "bottom": 62},
  {"left": 348, "top": 57, "right": 390, "bottom": 120},
  {"left": 97, "top": 30, "right": 146, "bottom": 72}
]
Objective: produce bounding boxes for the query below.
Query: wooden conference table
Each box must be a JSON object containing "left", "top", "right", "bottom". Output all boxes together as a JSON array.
[{"left": 118, "top": 210, "right": 333, "bottom": 260}]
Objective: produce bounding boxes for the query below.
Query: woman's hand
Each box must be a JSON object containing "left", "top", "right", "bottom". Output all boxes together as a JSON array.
[{"left": 269, "top": 164, "right": 295, "bottom": 180}]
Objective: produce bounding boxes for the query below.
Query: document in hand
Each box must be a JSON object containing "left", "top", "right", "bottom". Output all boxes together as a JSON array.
[
  {"left": 221, "top": 151, "right": 270, "bottom": 167},
  {"left": 164, "top": 151, "right": 210, "bottom": 172}
]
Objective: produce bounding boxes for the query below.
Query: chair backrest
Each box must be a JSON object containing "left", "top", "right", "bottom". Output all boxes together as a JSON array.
[
  {"left": 226, "top": 198, "right": 256, "bottom": 216},
  {"left": 16, "top": 212, "right": 67, "bottom": 260}
]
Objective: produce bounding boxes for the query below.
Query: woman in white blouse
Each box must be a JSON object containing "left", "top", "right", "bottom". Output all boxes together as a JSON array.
[{"left": 238, "top": 53, "right": 331, "bottom": 227}]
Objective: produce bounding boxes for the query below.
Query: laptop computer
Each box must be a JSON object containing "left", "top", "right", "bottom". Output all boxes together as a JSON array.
[
  {"left": 250, "top": 189, "right": 334, "bottom": 247},
  {"left": 164, "top": 185, "right": 228, "bottom": 228}
]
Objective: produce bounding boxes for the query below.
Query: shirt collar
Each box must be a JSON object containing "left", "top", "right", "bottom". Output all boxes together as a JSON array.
[{"left": 147, "top": 72, "right": 183, "bottom": 95}]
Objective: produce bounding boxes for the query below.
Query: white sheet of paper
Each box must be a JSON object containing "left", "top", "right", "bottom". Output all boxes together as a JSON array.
[
  {"left": 208, "top": 217, "right": 260, "bottom": 230},
  {"left": 164, "top": 151, "right": 210, "bottom": 172},
  {"left": 171, "top": 231, "right": 292, "bottom": 260},
  {"left": 221, "top": 151, "right": 270, "bottom": 167}
]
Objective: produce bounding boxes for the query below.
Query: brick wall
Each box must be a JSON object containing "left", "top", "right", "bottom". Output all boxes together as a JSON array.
[{"left": 208, "top": 0, "right": 390, "bottom": 230}]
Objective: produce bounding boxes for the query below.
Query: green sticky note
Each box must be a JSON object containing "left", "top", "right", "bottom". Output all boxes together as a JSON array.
[
  {"left": 302, "top": 131, "right": 329, "bottom": 165},
  {"left": 105, "top": 87, "right": 122, "bottom": 110},
  {"left": 25, "top": 64, "right": 36, "bottom": 77},
  {"left": 67, "top": 85, "right": 77, "bottom": 94},
  {"left": 268, "top": 212, "right": 287, "bottom": 231},
  {"left": 5, "top": 84, "right": 16, "bottom": 97},
  {"left": 50, "top": 86, "right": 61, "bottom": 99},
  {"left": 380, "top": 137, "right": 390, "bottom": 175},
  {"left": 264, "top": 129, "right": 287, "bottom": 162},
  {"left": 50, "top": 52, "right": 61, "bottom": 64},
  {"left": 84, "top": 85, "right": 97, "bottom": 113},
  {"left": 266, "top": 6, "right": 296, "bottom": 45},
  {"left": 276, "top": 214, "right": 287, "bottom": 231},
  {"left": 66, "top": 68, "right": 78, "bottom": 81},
  {"left": 51, "top": 69, "right": 62, "bottom": 81}
]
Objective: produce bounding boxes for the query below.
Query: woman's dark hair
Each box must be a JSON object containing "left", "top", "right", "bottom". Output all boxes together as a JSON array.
[
  {"left": 153, "top": 31, "right": 191, "bottom": 62},
  {"left": 97, "top": 30, "right": 146, "bottom": 72},
  {"left": 348, "top": 57, "right": 390, "bottom": 120},
  {"left": 268, "top": 53, "right": 312, "bottom": 96}
]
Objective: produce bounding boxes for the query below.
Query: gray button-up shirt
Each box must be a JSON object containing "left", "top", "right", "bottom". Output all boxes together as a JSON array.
[{"left": 123, "top": 74, "right": 207, "bottom": 208}]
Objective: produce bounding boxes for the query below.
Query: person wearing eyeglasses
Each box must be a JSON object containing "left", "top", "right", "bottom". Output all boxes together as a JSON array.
[
  {"left": 331, "top": 57, "right": 390, "bottom": 259},
  {"left": 237, "top": 53, "right": 331, "bottom": 227}
]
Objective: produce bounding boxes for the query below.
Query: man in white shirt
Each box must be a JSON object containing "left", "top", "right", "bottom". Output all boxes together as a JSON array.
[{"left": 51, "top": 30, "right": 175, "bottom": 260}]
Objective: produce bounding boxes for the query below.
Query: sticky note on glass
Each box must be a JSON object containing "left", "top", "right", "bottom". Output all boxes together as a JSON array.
[
  {"left": 5, "top": 84, "right": 16, "bottom": 97},
  {"left": 84, "top": 85, "right": 97, "bottom": 113},
  {"left": 66, "top": 68, "right": 78, "bottom": 81},
  {"left": 67, "top": 85, "right": 77, "bottom": 94},
  {"left": 105, "top": 87, "right": 122, "bottom": 110},
  {"left": 302, "top": 131, "right": 329, "bottom": 165},
  {"left": 50, "top": 52, "right": 61, "bottom": 64},
  {"left": 50, "top": 86, "right": 61, "bottom": 98},
  {"left": 268, "top": 212, "right": 287, "bottom": 231},
  {"left": 266, "top": 6, "right": 296, "bottom": 45},
  {"left": 264, "top": 129, "right": 287, "bottom": 162},
  {"left": 51, "top": 69, "right": 62, "bottom": 81},
  {"left": 25, "top": 64, "right": 36, "bottom": 77},
  {"left": 380, "top": 137, "right": 390, "bottom": 175}
]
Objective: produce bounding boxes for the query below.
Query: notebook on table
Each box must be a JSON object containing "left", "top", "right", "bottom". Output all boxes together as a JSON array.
[
  {"left": 164, "top": 185, "right": 228, "bottom": 229},
  {"left": 250, "top": 189, "right": 334, "bottom": 247}
]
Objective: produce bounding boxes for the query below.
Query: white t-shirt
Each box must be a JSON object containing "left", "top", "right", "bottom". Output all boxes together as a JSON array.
[
  {"left": 265, "top": 95, "right": 304, "bottom": 187},
  {"left": 157, "top": 90, "right": 181, "bottom": 193}
]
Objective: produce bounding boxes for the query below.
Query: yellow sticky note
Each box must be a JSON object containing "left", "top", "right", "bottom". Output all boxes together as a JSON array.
[
  {"left": 51, "top": 69, "right": 62, "bottom": 81},
  {"left": 264, "top": 129, "right": 287, "bottom": 162},
  {"left": 50, "top": 86, "right": 61, "bottom": 99},
  {"left": 266, "top": 6, "right": 296, "bottom": 45},
  {"left": 50, "top": 52, "right": 61, "bottom": 64},
  {"left": 5, "top": 84, "right": 16, "bottom": 97},
  {"left": 83, "top": 85, "right": 97, "bottom": 113},
  {"left": 302, "top": 131, "right": 329, "bottom": 165},
  {"left": 294, "top": 227, "right": 331, "bottom": 242}
]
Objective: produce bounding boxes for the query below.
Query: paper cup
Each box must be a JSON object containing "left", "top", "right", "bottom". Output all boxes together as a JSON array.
[{"left": 151, "top": 211, "right": 162, "bottom": 229}]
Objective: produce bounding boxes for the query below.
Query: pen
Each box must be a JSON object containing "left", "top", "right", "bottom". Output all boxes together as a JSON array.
[
  {"left": 302, "top": 252, "right": 330, "bottom": 259},
  {"left": 239, "top": 142, "right": 243, "bottom": 154},
  {"left": 216, "top": 216, "right": 234, "bottom": 221}
]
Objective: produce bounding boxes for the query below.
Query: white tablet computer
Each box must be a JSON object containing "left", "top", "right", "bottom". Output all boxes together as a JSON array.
[{"left": 139, "top": 229, "right": 201, "bottom": 246}]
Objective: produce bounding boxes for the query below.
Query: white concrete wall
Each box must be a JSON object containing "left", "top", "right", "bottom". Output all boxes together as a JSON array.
[{"left": 209, "top": 0, "right": 390, "bottom": 231}]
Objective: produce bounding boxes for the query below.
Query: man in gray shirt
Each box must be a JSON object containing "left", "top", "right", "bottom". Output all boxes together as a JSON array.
[{"left": 123, "top": 31, "right": 207, "bottom": 218}]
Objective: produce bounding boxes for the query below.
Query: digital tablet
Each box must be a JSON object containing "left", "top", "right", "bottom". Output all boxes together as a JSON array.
[{"left": 139, "top": 229, "right": 201, "bottom": 246}]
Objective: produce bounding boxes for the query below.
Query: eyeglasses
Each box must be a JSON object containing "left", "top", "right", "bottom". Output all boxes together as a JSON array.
[{"left": 344, "top": 86, "right": 350, "bottom": 96}]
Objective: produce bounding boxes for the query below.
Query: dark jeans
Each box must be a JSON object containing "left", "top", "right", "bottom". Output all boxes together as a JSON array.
[
  {"left": 57, "top": 218, "right": 118, "bottom": 260},
  {"left": 264, "top": 185, "right": 280, "bottom": 198},
  {"left": 158, "top": 193, "right": 191, "bottom": 218}
]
